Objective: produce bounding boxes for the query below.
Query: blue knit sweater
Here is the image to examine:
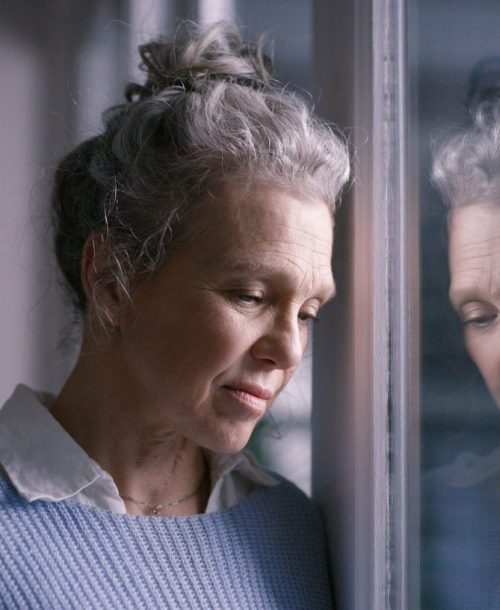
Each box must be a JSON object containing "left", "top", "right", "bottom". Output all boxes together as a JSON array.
[{"left": 0, "top": 476, "right": 333, "bottom": 609}]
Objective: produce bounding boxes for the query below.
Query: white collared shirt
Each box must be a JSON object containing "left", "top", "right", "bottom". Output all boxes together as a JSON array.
[{"left": 0, "top": 384, "right": 278, "bottom": 514}]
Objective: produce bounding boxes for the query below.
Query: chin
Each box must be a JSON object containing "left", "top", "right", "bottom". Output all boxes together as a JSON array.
[{"left": 201, "top": 422, "right": 256, "bottom": 455}]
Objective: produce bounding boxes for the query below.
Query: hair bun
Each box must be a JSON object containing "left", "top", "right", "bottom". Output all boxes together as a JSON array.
[
  {"left": 125, "top": 21, "right": 273, "bottom": 102},
  {"left": 52, "top": 20, "right": 349, "bottom": 321},
  {"left": 467, "top": 57, "right": 500, "bottom": 127}
]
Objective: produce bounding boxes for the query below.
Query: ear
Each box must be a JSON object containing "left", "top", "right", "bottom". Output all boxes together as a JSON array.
[{"left": 80, "top": 233, "right": 121, "bottom": 329}]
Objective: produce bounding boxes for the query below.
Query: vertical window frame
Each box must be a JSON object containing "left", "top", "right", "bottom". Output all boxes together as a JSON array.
[{"left": 312, "top": 0, "right": 420, "bottom": 608}]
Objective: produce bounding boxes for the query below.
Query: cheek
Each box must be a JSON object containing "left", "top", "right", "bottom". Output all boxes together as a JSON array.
[
  {"left": 466, "top": 333, "right": 500, "bottom": 388},
  {"left": 147, "top": 306, "right": 254, "bottom": 373}
]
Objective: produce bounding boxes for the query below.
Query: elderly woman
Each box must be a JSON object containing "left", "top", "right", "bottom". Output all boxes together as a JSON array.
[
  {"left": 425, "top": 90, "right": 500, "bottom": 609},
  {"left": 0, "top": 22, "right": 349, "bottom": 609},
  {"left": 434, "top": 97, "right": 500, "bottom": 406}
]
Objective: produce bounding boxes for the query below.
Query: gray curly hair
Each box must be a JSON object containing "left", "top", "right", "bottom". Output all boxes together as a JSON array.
[
  {"left": 432, "top": 99, "right": 500, "bottom": 209},
  {"left": 52, "top": 21, "right": 350, "bottom": 326}
]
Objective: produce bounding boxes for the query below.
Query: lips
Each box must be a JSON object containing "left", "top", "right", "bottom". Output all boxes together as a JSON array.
[
  {"left": 223, "top": 383, "right": 274, "bottom": 401},
  {"left": 220, "top": 383, "right": 275, "bottom": 419}
]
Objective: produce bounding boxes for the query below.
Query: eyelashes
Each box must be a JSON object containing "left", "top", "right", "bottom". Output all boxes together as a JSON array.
[
  {"left": 458, "top": 300, "right": 498, "bottom": 330},
  {"left": 463, "top": 313, "right": 497, "bottom": 328},
  {"left": 235, "top": 293, "right": 262, "bottom": 305},
  {"left": 299, "top": 312, "right": 320, "bottom": 324},
  {"left": 229, "top": 291, "right": 320, "bottom": 323}
]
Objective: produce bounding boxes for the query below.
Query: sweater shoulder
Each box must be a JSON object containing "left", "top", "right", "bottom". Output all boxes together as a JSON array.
[
  {"left": 241, "top": 473, "right": 327, "bottom": 539},
  {"left": 258, "top": 471, "right": 321, "bottom": 511}
]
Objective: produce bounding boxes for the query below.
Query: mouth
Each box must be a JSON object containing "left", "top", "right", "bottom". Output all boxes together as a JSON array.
[
  {"left": 221, "top": 383, "right": 274, "bottom": 417},
  {"left": 224, "top": 383, "right": 274, "bottom": 401}
]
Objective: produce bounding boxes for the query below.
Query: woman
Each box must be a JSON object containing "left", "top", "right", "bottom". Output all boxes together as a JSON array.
[
  {"left": 433, "top": 94, "right": 500, "bottom": 408},
  {"left": 424, "top": 85, "right": 500, "bottom": 609},
  {"left": 0, "top": 22, "right": 349, "bottom": 608}
]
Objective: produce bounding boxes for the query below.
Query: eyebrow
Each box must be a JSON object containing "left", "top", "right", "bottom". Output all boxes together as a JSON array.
[
  {"left": 449, "top": 283, "right": 474, "bottom": 305},
  {"left": 449, "top": 281, "right": 500, "bottom": 309},
  {"left": 449, "top": 292, "right": 468, "bottom": 313},
  {"left": 206, "top": 258, "right": 336, "bottom": 303}
]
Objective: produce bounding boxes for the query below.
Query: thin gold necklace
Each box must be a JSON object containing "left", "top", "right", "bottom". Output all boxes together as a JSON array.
[{"left": 120, "top": 475, "right": 209, "bottom": 516}]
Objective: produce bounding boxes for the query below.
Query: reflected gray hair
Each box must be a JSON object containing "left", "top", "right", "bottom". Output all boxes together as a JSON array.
[
  {"left": 432, "top": 99, "right": 500, "bottom": 208},
  {"left": 52, "top": 21, "right": 350, "bottom": 324}
]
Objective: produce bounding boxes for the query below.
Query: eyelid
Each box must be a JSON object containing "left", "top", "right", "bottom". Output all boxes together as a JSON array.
[
  {"left": 298, "top": 306, "right": 321, "bottom": 323},
  {"left": 227, "top": 287, "right": 324, "bottom": 322},
  {"left": 239, "top": 294, "right": 262, "bottom": 303},
  {"left": 460, "top": 302, "right": 498, "bottom": 327},
  {"left": 463, "top": 313, "right": 497, "bottom": 328},
  {"left": 229, "top": 290, "right": 264, "bottom": 305}
]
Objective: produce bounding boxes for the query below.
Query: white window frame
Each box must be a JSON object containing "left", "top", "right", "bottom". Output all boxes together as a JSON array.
[{"left": 312, "top": 0, "right": 420, "bottom": 608}]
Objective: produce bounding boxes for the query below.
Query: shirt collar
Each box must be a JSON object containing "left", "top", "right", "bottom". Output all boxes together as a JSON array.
[
  {"left": 0, "top": 385, "right": 278, "bottom": 510},
  {"left": 207, "top": 450, "right": 278, "bottom": 487},
  {"left": 0, "top": 384, "right": 118, "bottom": 502}
]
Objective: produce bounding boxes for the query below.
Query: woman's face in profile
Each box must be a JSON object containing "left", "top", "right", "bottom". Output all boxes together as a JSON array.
[
  {"left": 113, "top": 186, "right": 335, "bottom": 453},
  {"left": 449, "top": 203, "right": 500, "bottom": 405}
]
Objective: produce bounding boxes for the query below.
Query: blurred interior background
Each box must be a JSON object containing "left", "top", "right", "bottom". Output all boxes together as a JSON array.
[
  {"left": 5, "top": 0, "right": 500, "bottom": 606},
  {"left": 0, "top": 0, "right": 315, "bottom": 492}
]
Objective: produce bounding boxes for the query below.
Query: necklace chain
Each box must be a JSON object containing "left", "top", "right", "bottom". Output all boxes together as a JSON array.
[{"left": 120, "top": 475, "right": 209, "bottom": 516}]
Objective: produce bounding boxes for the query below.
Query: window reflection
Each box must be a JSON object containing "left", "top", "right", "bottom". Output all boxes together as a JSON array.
[{"left": 421, "top": 14, "right": 500, "bottom": 605}]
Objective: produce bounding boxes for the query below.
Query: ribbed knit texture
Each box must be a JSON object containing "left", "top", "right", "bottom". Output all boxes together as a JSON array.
[{"left": 0, "top": 476, "right": 333, "bottom": 609}]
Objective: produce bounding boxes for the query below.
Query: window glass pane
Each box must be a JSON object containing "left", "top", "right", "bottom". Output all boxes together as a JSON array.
[{"left": 419, "top": 1, "right": 500, "bottom": 606}]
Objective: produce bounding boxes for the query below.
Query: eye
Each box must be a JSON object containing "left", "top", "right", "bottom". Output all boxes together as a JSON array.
[
  {"left": 239, "top": 294, "right": 261, "bottom": 303},
  {"left": 459, "top": 301, "right": 498, "bottom": 330},
  {"left": 231, "top": 292, "right": 263, "bottom": 307},
  {"left": 463, "top": 313, "right": 497, "bottom": 329},
  {"left": 298, "top": 310, "right": 320, "bottom": 324}
]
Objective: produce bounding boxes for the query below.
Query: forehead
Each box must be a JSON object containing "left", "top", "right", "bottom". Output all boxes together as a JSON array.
[
  {"left": 202, "top": 186, "right": 335, "bottom": 295},
  {"left": 449, "top": 203, "right": 500, "bottom": 303}
]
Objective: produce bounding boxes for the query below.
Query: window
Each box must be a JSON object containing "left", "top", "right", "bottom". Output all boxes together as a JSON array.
[{"left": 6, "top": 1, "right": 499, "bottom": 607}]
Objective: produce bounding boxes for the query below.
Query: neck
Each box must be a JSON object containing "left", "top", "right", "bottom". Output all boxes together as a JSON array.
[{"left": 51, "top": 341, "right": 210, "bottom": 516}]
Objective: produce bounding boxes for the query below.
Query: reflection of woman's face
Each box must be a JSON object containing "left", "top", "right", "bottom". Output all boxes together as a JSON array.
[
  {"left": 449, "top": 203, "right": 500, "bottom": 405},
  {"left": 113, "top": 187, "right": 335, "bottom": 454}
]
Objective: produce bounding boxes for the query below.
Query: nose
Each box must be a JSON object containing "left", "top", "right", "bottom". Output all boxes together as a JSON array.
[{"left": 250, "top": 314, "right": 305, "bottom": 371}]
